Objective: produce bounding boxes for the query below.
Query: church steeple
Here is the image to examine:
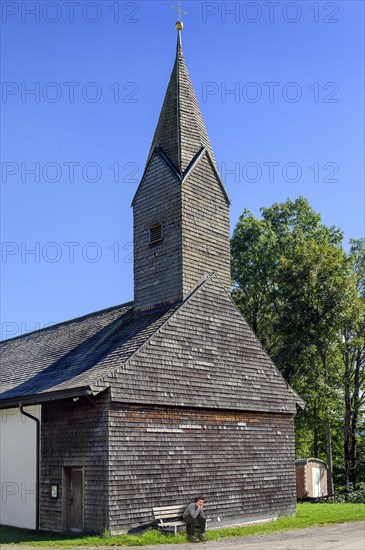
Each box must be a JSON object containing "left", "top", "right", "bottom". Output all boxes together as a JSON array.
[
  {"left": 144, "top": 27, "right": 221, "bottom": 178},
  {"left": 132, "top": 22, "right": 231, "bottom": 315}
]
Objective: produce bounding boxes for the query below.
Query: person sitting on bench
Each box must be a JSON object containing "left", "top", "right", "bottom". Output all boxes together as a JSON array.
[{"left": 183, "top": 496, "right": 207, "bottom": 542}]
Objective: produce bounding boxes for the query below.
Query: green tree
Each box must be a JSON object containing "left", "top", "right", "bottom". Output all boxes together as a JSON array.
[
  {"left": 231, "top": 197, "right": 357, "bottom": 493},
  {"left": 231, "top": 209, "right": 280, "bottom": 354},
  {"left": 277, "top": 239, "right": 350, "bottom": 496},
  {"left": 342, "top": 239, "right": 365, "bottom": 486},
  {"left": 231, "top": 197, "right": 344, "bottom": 376}
]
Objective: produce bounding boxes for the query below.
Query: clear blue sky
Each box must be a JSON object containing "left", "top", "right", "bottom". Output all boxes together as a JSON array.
[{"left": 1, "top": 0, "right": 364, "bottom": 339}]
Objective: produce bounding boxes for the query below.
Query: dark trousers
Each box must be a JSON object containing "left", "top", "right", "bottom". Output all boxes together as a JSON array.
[{"left": 186, "top": 514, "right": 206, "bottom": 537}]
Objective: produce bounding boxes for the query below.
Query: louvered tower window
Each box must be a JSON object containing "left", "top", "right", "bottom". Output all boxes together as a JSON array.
[{"left": 149, "top": 223, "right": 163, "bottom": 245}]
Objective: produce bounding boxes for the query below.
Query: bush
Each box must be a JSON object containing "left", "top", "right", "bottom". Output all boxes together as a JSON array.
[
  {"left": 346, "top": 483, "right": 365, "bottom": 504},
  {"left": 333, "top": 482, "right": 365, "bottom": 504}
]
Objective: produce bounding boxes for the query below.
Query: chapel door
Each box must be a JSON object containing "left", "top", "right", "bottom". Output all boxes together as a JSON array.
[{"left": 65, "top": 467, "right": 84, "bottom": 531}]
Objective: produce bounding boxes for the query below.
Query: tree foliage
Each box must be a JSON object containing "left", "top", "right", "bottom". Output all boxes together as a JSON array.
[
  {"left": 231, "top": 198, "right": 365, "bottom": 489},
  {"left": 341, "top": 239, "right": 365, "bottom": 485}
]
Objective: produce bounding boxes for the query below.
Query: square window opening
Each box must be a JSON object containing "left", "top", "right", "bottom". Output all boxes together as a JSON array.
[{"left": 149, "top": 223, "right": 163, "bottom": 245}]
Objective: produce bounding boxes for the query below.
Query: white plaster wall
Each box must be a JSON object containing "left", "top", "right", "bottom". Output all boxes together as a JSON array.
[{"left": 0, "top": 405, "right": 40, "bottom": 529}]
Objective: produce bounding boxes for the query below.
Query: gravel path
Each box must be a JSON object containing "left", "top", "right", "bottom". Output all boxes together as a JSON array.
[{"left": 1, "top": 522, "right": 364, "bottom": 550}]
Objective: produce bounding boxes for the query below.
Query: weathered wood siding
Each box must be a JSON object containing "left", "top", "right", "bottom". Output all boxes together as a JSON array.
[
  {"left": 133, "top": 154, "right": 183, "bottom": 313},
  {"left": 40, "top": 393, "right": 109, "bottom": 532},
  {"left": 182, "top": 153, "right": 231, "bottom": 295},
  {"left": 295, "top": 463, "right": 306, "bottom": 499},
  {"left": 133, "top": 151, "right": 231, "bottom": 313},
  {"left": 108, "top": 404, "right": 296, "bottom": 533}
]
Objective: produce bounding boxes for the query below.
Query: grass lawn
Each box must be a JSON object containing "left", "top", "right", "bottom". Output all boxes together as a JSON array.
[{"left": 0, "top": 503, "right": 364, "bottom": 547}]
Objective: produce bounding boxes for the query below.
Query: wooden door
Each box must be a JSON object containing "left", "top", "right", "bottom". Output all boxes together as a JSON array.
[{"left": 65, "top": 467, "right": 84, "bottom": 531}]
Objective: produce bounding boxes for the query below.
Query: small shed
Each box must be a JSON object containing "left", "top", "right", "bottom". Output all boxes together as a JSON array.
[{"left": 295, "top": 458, "right": 328, "bottom": 500}]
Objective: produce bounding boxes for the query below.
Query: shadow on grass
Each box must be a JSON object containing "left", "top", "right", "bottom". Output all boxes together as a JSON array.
[
  {"left": 0, "top": 524, "right": 181, "bottom": 548},
  {"left": 0, "top": 525, "right": 88, "bottom": 545}
]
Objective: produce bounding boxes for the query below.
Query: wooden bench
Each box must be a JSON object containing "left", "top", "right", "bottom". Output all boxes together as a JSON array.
[{"left": 152, "top": 504, "right": 187, "bottom": 535}]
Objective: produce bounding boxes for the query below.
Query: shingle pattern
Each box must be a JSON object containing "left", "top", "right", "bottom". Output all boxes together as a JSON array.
[
  {"left": 0, "top": 303, "right": 176, "bottom": 403},
  {"left": 0, "top": 275, "right": 303, "bottom": 413},
  {"left": 145, "top": 42, "right": 219, "bottom": 175}
]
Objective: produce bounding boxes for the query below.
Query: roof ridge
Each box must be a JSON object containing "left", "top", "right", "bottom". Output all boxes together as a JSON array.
[
  {"left": 176, "top": 46, "right": 203, "bottom": 174},
  {"left": 0, "top": 301, "right": 134, "bottom": 344},
  {"left": 176, "top": 41, "right": 182, "bottom": 174}
]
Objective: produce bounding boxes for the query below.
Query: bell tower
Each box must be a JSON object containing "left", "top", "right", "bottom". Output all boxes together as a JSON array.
[{"left": 132, "top": 20, "right": 231, "bottom": 315}]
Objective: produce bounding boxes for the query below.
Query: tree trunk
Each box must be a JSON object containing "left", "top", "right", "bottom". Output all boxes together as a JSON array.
[
  {"left": 348, "top": 424, "right": 357, "bottom": 486},
  {"left": 313, "top": 400, "right": 318, "bottom": 458},
  {"left": 343, "top": 343, "right": 364, "bottom": 488},
  {"left": 343, "top": 348, "right": 352, "bottom": 486},
  {"left": 325, "top": 416, "right": 334, "bottom": 496},
  {"left": 348, "top": 351, "right": 363, "bottom": 486},
  {"left": 323, "top": 354, "right": 334, "bottom": 497}
]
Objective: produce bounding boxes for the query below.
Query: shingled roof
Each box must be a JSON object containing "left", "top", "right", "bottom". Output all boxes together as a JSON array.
[
  {"left": 0, "top": 275, "right": 304, "bottom": 413},
  {"left": 0, "top": 302, "right": 177, "bottom": 408},
  {"left": 146, "top": 39, "right": 216, "bottom": 174}
]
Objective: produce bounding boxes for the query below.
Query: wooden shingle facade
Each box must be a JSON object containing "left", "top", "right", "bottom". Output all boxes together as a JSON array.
[
  {"left": 0, "top": 27, "right": 304, "bottom": 533},
  {"left": 133, "top": 38, "right": 231, "bottom": 314}
]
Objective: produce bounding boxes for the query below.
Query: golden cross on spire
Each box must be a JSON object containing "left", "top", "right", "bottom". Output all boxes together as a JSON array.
[
  {"left": 172, "top": 1, "right": 187, "bottom": 48},
  {"left": 172, "top": 1, "right": 187, "bottom": 21}
]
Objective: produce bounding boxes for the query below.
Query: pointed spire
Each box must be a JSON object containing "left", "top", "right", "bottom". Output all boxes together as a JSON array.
[{"left": 145, "top": 20, "right": 219, "bottom": 176}]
